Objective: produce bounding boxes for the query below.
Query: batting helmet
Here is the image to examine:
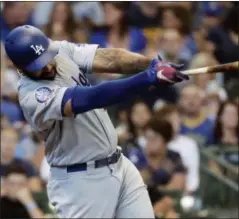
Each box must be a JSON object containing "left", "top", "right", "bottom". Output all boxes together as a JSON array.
[{"left": 4, "top": 25, "right": 58, "bottom": 72}]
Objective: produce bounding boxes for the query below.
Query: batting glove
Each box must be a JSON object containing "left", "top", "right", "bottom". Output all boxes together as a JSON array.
[{"left": 147, "top": 55, "right": 189, "bottom": 85}]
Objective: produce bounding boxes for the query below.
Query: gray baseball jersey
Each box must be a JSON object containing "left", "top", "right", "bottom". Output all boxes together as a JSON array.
[{"left": 18, "top": 41, "right": 118, "bottom": 166}]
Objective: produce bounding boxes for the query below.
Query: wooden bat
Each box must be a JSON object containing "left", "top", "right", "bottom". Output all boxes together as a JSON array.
[{"left": 182, "top": 61, "right": 239, "bottom": 76}]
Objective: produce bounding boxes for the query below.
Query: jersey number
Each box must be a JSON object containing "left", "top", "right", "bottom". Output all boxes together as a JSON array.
[{"left": 72, "top": 72, "right": 90, "bottom": 87}]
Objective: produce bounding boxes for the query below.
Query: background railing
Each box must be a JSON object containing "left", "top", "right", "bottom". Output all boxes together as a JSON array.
[{"left": 199, "top": 146, "right": 238, "bottom": 217}]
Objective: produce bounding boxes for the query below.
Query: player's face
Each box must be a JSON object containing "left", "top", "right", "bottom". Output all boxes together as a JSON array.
[{"left": 21, "top": 60, "right": 57, "bottom": 81}]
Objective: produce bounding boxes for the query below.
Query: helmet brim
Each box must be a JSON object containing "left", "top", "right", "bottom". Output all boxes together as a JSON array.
[{"left": 24, "top": 41, "right": 59, "bottom": 72}]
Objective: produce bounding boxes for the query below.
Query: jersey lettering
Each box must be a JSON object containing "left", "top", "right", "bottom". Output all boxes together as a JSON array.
[
  {"left": 31, "top": 45, "right": 45, "bottom": 55},
  {"left": 72, "top": 72, "right": 90, "bottom": 87}
]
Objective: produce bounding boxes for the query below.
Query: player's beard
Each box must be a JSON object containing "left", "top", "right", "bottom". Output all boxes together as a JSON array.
[{"left": 24, "top": 67, "right": 57, "bottom": 81}]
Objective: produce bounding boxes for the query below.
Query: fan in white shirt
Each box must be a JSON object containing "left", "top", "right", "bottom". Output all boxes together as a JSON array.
[{"left": 155, "top": 104, "right": 200, "bottom": 194}]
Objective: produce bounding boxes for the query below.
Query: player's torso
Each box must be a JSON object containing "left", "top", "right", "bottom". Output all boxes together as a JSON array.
[{"left": 18, "top": 41, "right": 118, "bottom": 165}]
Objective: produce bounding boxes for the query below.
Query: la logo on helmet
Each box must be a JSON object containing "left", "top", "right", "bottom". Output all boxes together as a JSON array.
[{"left": 31, "top": 45, "right": 45, "bottom": 55}]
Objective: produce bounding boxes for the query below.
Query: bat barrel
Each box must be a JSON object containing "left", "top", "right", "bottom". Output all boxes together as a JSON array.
[{"left": 182, "top": 61, "right": 239, "bottom": 76}]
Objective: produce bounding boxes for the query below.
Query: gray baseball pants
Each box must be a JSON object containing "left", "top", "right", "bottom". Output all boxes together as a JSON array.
[{"left": 47, "top": 154, "right": 154, "bottom": 218}]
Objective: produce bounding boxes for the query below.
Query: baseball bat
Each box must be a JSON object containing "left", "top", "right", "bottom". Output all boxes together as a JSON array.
[{"left": 182, "top": 61, "right": 239, "bottom": 76}]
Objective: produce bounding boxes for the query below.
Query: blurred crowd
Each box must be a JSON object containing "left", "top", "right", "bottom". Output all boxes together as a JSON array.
[{"left": 1, "top": 2, "right": 238, "bottom": 218}]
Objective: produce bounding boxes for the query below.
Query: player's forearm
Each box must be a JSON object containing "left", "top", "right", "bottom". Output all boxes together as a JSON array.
[
  {"left": 62, "top": 70, "right": 157, "bottom": 116},
  {"left": 92, "top": 48, "right": 152, "bottom": 74}
]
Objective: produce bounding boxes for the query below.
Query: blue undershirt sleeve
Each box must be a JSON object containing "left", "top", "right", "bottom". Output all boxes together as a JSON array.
[{"left": 61, "top": 70, "right": 156, "bottom": 116}]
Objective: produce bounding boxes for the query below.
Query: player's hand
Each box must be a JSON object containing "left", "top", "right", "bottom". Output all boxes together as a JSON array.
[{"left": 147, "top": 55, "right": 189, "bottom": 85}]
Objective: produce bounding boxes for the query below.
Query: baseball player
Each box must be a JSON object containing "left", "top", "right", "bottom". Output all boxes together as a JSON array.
[{"left": 4, "top": 25, "right": 189, "bottom": 218}]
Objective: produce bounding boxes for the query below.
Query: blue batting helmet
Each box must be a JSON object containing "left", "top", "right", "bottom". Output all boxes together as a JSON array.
[{"left": 4, "top": 25, "right": 58, "bottom": 72}]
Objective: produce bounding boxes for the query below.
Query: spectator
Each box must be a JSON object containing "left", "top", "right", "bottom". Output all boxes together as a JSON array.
[
  {"left": 161, "top": 5, "right": 197, "bottom": 58},
  {"left": 127, "top": 2, "right": 162, "bottom": 28},
  {"left": 1, "top": 99, "right": 24, "bottom": 126},
  {"left": 43, "top": 2, "right": 85, "bottom": 42},
  {"left": 141, "top": 118, "right": 186, "bottom": 218},
  {"left": 30, "top": 2, "right": 54, "bottom": 28},
  {"left": 189, "top": 52, "right": 228, "bottom": 102},
  {"left": 206, "top": 6, "right": 239, "bottom": 82},
  {"left": 161, "top": 6, "right": 192, "bottom": 35},
  {"left": 73, "top": 2, "right": 105, "bottom": 26},
  {"left": 1, "top": 41, "right": 24, "bottom": 123},
  {"left": 226, "top": 79, "right": 239, "bottom": 102},
  {"left": 121, "top": 100, "right": 152, "bottom": 157},
  {"left": 127, "top": 100, "right": 152, "bottom": 149},
  {"left": 205, "top": 93, "right": 222, "bottom": 121},
  {"left": 90, "top": 2, "right": 146, "bottom": 53},
  {"left": 155, "top": 104, "right": 200, "bottom": 194},
  {"left": 115, "top": 108, "right": 131, "bottom": 145},
  {"left": 1, "top": 114, "right": 11, "bottom": 130},
  {"left": 214, "top": 100, "right": 239, "bottom": 147},
  {"left": 1, "top": 163, "right": 50, "bottom": 218},
  {"left": 1, "top": 2, "right": 34, "bottom": 41},
  {"left": 178, "top": 84, "right": 215, "bottom": 146},
  {"left": 157, "top": 28, "right": 192, "bottom": 67},
  {"left": 1, "top": 41, "right": 20, "bottom": 102},
  {"left": 209, "top": 100, "right": 239, "bottom": 175},
  {"left": 157, "top": 2, "right": 192, "bottom": 9},
  {"left": 0, "top": 128, "right": 42, "bottom": 192},
  {"left": 15, "top": 127, "right": 44, "bottom": 163},
  {"left": 200, "top": 2, "right": 225, "bottom": 31},
  {"left": 1, "top": 41, "right": 6, "bottom": 90}
]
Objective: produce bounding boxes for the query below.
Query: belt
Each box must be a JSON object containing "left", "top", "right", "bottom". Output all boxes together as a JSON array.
[{"left": 52, "top": 149, "right": 121, "bottom": 173}]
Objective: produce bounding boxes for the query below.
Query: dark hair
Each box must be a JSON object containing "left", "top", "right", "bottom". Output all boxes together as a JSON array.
[
  {"left": 162, "top": 6, "right": 192, "bottom": 35},
  {"left": 103, "top": 2, "right": 131, "bottom": 37},
  {"left": 154, "top": 104, "right": 179, "bottom": 119},
  {"left": 145, "top": 118, "right": 174, "bottom": 143},
  {"left": 127, "top": 100, "right": 152, "bottom": 140},
  {"left": 5, "top": 163, "right": 28, "bottom": 177},
  {"left": 45, "top": 2, "right": 76, "bottom": 41},
  {"left": 221, "top": 6, "right": 239, "bottom": 34},
  {"left": 214, "top": 100, "right": 239, "bottom": 141}
]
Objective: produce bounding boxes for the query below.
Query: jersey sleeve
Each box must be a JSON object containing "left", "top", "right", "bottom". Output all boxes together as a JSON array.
[
  {"left": 19, "top": 84, "right": 67, "bottom": 131},
  {"left": 68, "top": 42, "right": 99, "bottom": 74}
]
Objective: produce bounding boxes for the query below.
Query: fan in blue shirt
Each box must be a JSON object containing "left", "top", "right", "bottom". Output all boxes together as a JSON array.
[{"left": 89, "top": 2, "right": 146, "bottom": 53}]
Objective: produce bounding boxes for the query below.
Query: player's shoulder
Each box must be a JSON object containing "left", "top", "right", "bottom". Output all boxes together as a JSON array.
[
  {"left": 18, "top": 76, "right": 52, "bottom": 93},
  {"left": 18, "top": 76, "right": 57, "bottom": 106},
  {"left": 54, "top": 40, "right": 91, "bottom": 52},
  {"left": 51, "top": 40, "right": 73, "bottom": 56}
]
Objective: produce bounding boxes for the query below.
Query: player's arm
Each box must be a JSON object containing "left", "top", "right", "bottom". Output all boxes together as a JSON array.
[
  {"left": 92, "top": 48, "right": 152, "bottom": 74},
  {"left": 63, "top": 60, "right": 188, "bottom": 116}
]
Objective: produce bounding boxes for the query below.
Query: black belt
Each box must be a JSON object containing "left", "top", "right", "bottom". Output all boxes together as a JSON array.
[{"left": 52, "top": 149, "right": 121, "bottom": 173}]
